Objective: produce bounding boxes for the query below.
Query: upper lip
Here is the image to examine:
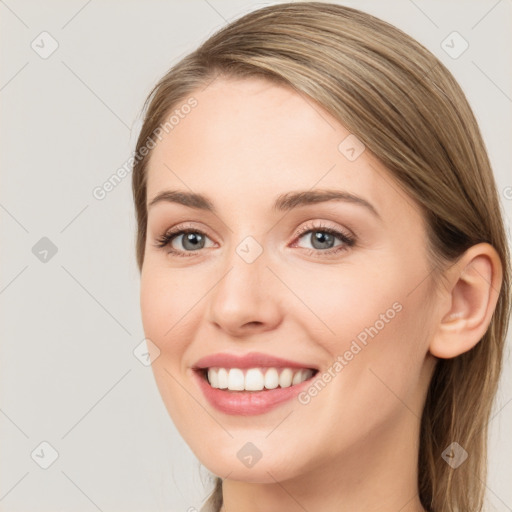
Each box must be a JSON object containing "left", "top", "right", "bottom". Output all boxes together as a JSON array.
[{"left": 192, "top": 351, "right": 318, "bottom": 370}]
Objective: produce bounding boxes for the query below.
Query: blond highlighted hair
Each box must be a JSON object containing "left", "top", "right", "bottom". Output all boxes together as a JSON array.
[{"left": 131, "top": 3, "right": 511, "bottom": 511}]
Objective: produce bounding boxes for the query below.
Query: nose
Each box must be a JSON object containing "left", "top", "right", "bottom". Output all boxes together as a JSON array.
[{"left": 207, "top": 249, "right": 284, "bottom": 337}]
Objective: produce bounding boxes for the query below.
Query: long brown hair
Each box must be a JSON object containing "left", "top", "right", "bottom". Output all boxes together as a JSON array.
[{"left": 131, "top": 3, "right": 511, "bottom": 511}]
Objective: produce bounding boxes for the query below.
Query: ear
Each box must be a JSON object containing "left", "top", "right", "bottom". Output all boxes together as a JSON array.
[{"left": 429, "top": 243, "right": 503, "bottom": 359}]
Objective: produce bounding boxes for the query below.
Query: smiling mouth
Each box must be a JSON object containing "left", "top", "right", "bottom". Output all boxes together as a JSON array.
[{"left": 197, "top": 366, "right": 318, "bottom": 392}]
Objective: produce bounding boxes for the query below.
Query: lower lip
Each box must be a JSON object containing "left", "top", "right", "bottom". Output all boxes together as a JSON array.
[{"left": 192, "top": 369, "right": 316, "bottom": 416}]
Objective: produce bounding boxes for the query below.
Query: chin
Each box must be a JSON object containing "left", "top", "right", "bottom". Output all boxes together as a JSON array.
[{"left": 191, "top": 440, "right": 309, "bottom": 484}]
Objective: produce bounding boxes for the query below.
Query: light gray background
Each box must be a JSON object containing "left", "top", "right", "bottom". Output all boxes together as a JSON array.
[{"left": 1, "top": 1, "right": 511, "bottom": 511}]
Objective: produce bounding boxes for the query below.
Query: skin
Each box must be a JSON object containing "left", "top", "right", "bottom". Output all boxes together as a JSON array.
[{"left": 139, "top": 76, "right": 502, "bottom": 512}]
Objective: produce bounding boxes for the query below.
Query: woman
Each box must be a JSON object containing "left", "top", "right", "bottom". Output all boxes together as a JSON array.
[{"left": 131, "top": 3, "right": 510, "bottom": 511}]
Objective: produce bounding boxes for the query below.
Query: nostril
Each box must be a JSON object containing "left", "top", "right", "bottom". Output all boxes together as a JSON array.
[{"left": 245, "top": 321, "right": 263, "bottom": 328}]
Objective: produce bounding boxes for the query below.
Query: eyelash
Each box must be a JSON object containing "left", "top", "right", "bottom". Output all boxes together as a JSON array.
[{"left": 153, "top": 221, "right": 356, "bottom": 259}]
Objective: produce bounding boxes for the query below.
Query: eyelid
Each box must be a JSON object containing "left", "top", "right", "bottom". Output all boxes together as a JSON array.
[
  {"left": 291, "top": 220, "right": 354, "bottom": 242},
  {"left": 289, "top": 220, "right": 356, "bottom": 257},
  {"left": 154, "top": 219, "right": 356, "bottom": 257},
  {"left": 153, "top": 222, "right": 217, "bottom": 250}
]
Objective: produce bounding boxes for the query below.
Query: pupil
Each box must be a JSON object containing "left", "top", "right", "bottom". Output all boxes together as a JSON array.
[
  {"left": 184, "top": 232, "right": 204, "bottom": 250},
  {"left": 313, "top": 231, "right": 333, "bottom": 249}
]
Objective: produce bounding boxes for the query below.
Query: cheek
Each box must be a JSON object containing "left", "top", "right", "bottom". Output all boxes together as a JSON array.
[
  {"left": 322, "top": 275, "right": 433, "bottom": 423},
  {"left": 139, "top": 263, "right": 194, "bottom": 357},
  {"left": 285, "top": 258, "right": 407, "bottom": 353},
  {"left": 292, "top": 255, "right": 432, "bottom": 406},
  {"left": 282, "top": 294, "right": 432, "bottom": 464},
  {"left": 139, "top": 265, "right": 201, "bottom": 425}
]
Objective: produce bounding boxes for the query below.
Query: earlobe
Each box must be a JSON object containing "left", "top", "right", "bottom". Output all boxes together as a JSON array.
[{"left": 429, "top": 243, "right": 503, "bottom": 359}]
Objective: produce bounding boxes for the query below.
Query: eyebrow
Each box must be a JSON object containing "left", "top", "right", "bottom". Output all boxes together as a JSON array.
[{"left": 147, "top": 188, "right": 380, "bottom": 218}]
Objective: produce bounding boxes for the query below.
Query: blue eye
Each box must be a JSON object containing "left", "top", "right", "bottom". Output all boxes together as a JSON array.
[
  {"left": 154, "top": 221, "right": 355, "bottom": 258},
  {"left": 155, "top": 228, "right": 213, "bottom": 257},
  {"left": 292, "top": 222, "right": 355, "bottom": 256}
]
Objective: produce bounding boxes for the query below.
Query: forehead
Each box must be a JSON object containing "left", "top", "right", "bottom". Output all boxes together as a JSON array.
[
  {"left": 152, "top": 75, "right": 340, "bottom": 162},
  {"left": 144, "top": 76, "right": 419, "bottom": 223}
]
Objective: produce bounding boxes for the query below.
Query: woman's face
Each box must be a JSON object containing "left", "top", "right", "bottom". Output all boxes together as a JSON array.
[{"left": 140, "top": 76, "right": 438, "bottom": 483}]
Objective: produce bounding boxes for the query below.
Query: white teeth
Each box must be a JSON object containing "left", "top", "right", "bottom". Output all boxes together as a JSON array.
[
  {"left": 279, "top": 368, "right": 293, "bottom": 388},
  {"left": 245, "top": 368, "right": 264, "bottom": 391},
  {"left": 205, "top": 367, "right": 315, "bottom": 391},
  {"left": 264, "top": 368, "right": 279, "bottom": 389},
  {"left": 208, "top": 368, "right": 219, "bottom": 388},
  {"left": 302, "top": 369, "right": 315, "bottom": 381},
  {"left": 303, "top": 369, "right": 314, "bottom": 381},
  {"left": 292, "top": 369, "right": 304, "bottom": 385},
  {"left": 228, "top": 368, "right": 245, "bottom": 390},
  {"left": 217, "top": 368, "right": 228, "bottom": 389}
]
